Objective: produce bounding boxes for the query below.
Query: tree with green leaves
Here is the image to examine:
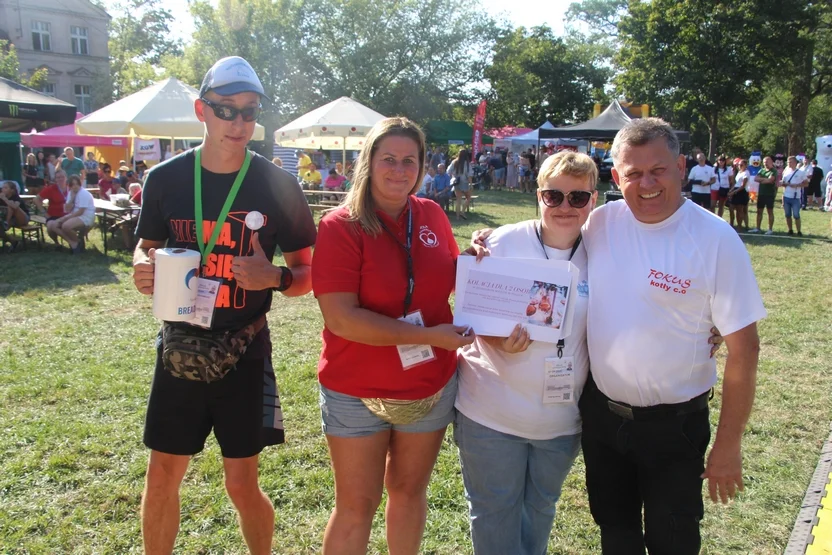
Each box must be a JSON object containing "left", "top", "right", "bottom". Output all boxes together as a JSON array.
[
  {"left": 105, "top": 0, "right": 182, "bottom": 102},
  {"left": 616, "top": 0, "right": 788, "bottom": 157},
  {"left": 0, "top": 40, "right": 46, "bottom": 89},
  {"left": 484, "top": 26, "right": 609, "bottom": 128}
]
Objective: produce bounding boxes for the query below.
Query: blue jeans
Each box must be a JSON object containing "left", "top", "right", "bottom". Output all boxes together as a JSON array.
[
  {"left": 784, "top": 196, "right": 801, "bottom": 219},
  {"left": 453, "top": 412, "right": 580, "bottom": 555}
]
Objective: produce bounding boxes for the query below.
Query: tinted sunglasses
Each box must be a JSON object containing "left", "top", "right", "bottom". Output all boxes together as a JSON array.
[
  {"left": 200, "top": 98, "right": 261, "bottom": 122},
  {"left": 539, "top": 189, "right": 593, "bottom": 208}
]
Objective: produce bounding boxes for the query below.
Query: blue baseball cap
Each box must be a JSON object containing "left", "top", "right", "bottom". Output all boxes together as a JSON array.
[{"left": 199, "top": 56, "right": 269, "bottom": 100}]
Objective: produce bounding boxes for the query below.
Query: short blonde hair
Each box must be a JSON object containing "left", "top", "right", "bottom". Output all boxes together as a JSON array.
[
  {"left": 344, "top": 117, "right": 426, "bottom": 236},
  {"left": 537, "top": 151, "right": 598, "bottom": 190},
  {"left": 272, "top": 157, "right": 282, "bottom": 167}
]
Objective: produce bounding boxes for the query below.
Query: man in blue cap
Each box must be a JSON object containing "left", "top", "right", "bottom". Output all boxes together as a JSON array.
[{"left": 132, "top": 56, "right": 317, "bottom": 554}]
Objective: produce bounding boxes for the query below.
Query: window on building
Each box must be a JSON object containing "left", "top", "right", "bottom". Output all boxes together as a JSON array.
[
  {"left": 31, "top": 21, "right": 51, "bottom": 51},
  {"left": 70, "top": 26, "right": 89, "bottom": 55},
  {"left": 75, "top": 84, "right": 92, "bottom": 114},
  {"left": 40, "top": 83, "right": 56, "bottom": 97}
]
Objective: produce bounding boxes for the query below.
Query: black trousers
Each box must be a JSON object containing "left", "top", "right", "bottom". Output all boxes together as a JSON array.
[{"left": 578, "top": 377, "right": 710, "bottom": 555}]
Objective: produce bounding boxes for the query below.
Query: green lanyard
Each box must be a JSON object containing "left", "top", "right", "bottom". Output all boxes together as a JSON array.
[{"left": 194, "top": 148, "right": 252, "bottom": 266}]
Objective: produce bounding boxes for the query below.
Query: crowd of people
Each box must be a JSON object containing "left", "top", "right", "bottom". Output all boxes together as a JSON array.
[
  {"left": 1, "top": 146, "right": 151, "bottom": 252},
  {"left": 121, "top": 56, "right": 769, "bottom": 555},
  {"left": 684, "top": 148, "right": 831, "bottom": 236}
]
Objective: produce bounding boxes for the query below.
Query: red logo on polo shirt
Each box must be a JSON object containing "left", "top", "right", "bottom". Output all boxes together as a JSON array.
[
  {"left": 418, "top": 225, "right": 438, "bottom": 248},
  {"left": 648, "top": 268, "right": 691, "bottom": 294}
]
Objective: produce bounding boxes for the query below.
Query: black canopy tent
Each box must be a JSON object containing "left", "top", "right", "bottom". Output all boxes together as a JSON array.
[
  {"left": 0, "top": 77, "right": 77, "bottom": 132},
  {"left": 538, "top": 100, "right": 690, "bottom": 142}
]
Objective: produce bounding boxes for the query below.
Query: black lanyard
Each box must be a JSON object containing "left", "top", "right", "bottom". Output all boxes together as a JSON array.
[
  {"left": 378, "top": 199, "right": 414, "bottom": 318},
  {"left": 535, "top": 221, "right": 581, "bottom": 358}
]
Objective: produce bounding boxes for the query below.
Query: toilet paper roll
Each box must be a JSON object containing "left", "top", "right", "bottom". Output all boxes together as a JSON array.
[{"left": 152, "top": 248, "right": 202, "bottom": 322}]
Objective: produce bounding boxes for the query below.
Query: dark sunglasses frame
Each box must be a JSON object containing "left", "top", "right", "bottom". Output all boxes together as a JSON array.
[
  {"left": 539, "top": 188, "right": 594, "bottom": 208},
  {"left": 200, "top": 98, "right": 261, "bottom": 122}
]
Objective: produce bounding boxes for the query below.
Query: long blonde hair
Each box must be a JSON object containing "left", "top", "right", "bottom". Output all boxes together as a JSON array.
[
  {"left": 344, "top": 117, "right": 426, "bottom": 236},
  {"left": 26, "top": 153, "right": 37, "bottom": 165}
]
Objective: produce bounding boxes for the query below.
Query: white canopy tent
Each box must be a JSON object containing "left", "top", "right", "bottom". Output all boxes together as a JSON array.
[
  {"left": 75, "top": 77, "right": 266, "bottom": 141},
  {"left": 506, "top": 121, "right": 589, "bottom": 154},
  {"left": 274, "top": 97, "right": 385, "bottom": 164}
]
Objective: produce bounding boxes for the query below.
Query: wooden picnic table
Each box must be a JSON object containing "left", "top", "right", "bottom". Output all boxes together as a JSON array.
[{"left": 94, "top": 198, "right": 140, "bottom": 255}]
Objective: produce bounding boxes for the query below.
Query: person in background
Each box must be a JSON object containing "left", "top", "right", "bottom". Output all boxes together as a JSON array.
[
  {"left": 750, "top": 156, "right": 777, "bottom": 234},
  {"left": 60, "top": 147, "right": 86, "bottom": 180},
  {"left": 272, "top": 157, "right": 283, "bottom": 168},
  {"left": 687, "top": 152, "right": 715, "bottom": 210},
  {"left": 35, "top": 169, "right": 69, "bottom": 247},
  {"left": 712, "top": 155, "right": 733, "bottom": 216},
  {"left": 84, "top": 152, "right": 100, "bottom": 186},
  {"left": 297, "top": 150, "right": 313, "bottom": 179},
  {"left": 335, "top": 161, "right": 344, "bottom": 176},
  {"left": 24, "top": 153, "right": 43, "bottom": 194},
  {"left": 136, "top": 161, "right": 148, "bottom": 180},
  {"left": 519, "top": 151, "right": 532, "bottom": 193},
  {"left": 303, "top": 163, "right": 323, "bottom": 190},
  {"left": 129, "top": 182, "right": 143, "bottom": 205},
  {"left": 430, "top": 163, "right": 452, "bottom": 206},
  {"left": 806, "top": 159, "right": 824, "bottom": 210},
  {"left": 489, "top": 150, "right": 506, "bottom": 190},
  {"left": 728, "top": 159, "right": 750, "bottom": 231},
  {"left": 54, "top": 175, "right": 95, "bottom": 254},
  {"left": 323, "top": 168, "right": 347, "bottom": 194},
  {"left": 0, "top": 181, "right": 30, "bottom": 250},
  {"left": 505, "top": 150, "right": 518, "bottom": 191},
  {"left": 417, "top": 166, "right": 435, "bottom": 198},
  {"left": 449, "top": 149, "right": 473, "bottom": 220},
  {"left": 781, "top": 155, "right": 809, "bottom": 236},
  {"left": 46, "top": 153, "right": 58, "bottom": 182},
  {"left": 36, "top": 151, "right": 46, "bottom": 179},
  {"left": 430, "top": 148, "right": 443, "bottom": 170},
  {"left": 117, "top": 165, "right": 130, "bottom": 188},
  {"left": 312, "top": 116, "right": 474, "bottom": 555},
  {"left": 97, "top": 164, "right": 116, "bottom": 201}
]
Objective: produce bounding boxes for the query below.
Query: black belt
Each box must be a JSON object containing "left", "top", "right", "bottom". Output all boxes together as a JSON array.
[{"left": 589, "top": 378, "right": 711, "bottom": 421}]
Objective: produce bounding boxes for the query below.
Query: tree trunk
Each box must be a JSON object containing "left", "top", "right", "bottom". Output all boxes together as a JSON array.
[
  {"left": 788, "top": 39, "right": 814, "bottom": 156},
  {"left": 705, "top": 111, "right": 719, "bottom": 160}
]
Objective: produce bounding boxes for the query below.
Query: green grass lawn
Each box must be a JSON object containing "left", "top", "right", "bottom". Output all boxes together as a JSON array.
[{"left": 1, "top": 187, "right": 830, "bottom": 553}]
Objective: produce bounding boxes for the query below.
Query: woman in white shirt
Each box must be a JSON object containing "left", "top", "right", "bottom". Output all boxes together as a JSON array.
[
  {"left": 455, "top": 152, "right": 596, "bottom": 555},
  {"left": 55, "top": 175, "right": 96, "bottom": 253},
  {"left": 448, "top": 149, "right": 474, "bottom": 220},
  {"left": 713, "top": 155, "right": 734, "bottom": 218}
]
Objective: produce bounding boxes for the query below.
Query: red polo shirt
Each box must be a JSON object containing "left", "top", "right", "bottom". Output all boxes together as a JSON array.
[
  {"left": 312, "top": 196, "right": 459, "bottom": 400},
  {"left": 38, "top": 184, "right": 68, "bottom": 218}
]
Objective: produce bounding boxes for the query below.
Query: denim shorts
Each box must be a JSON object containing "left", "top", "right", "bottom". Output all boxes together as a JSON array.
[
  {"left": 784, "top": 196, "right": 801, "bottom": 219},
  {"left": 319, "top": 371, "right": 458, "bottom": 437}
]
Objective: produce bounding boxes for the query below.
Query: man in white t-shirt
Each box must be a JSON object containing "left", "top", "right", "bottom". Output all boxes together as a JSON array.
[
  {"left": 781, "top": 155, "right": 809, "bottom": 236},
  {"left": 417, "top": 166, "right": 435, "bottom": 198},
  {"left": 54, "top": 176, "right": 96, "bottom": 253},
  {"left": 687, "top": 152, "right": 715, "bottom": 210},
  {"left": 580, "top": 118, "right": 766, "bottom": 554}
]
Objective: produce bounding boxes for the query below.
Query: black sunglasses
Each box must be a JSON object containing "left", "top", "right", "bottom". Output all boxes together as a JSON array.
[
  {"left": 539, "top": 189, "right": 593, "bottom": 208},
  {"left": 200, "top": 98, "right": 261, "bottom": 122}
]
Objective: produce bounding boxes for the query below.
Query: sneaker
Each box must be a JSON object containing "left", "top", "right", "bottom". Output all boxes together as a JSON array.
[
  {"left": 797, "top": 231, "right": 803, "bottom": 237},
  {"left": 748, "top": 228, "right": 760, "bottom": 233},
  {"left": 764, "top": 229, "right": 774, "bottom": 235},
  {"left": 788, "top": 230, "right": 794, "bottom": 236}
]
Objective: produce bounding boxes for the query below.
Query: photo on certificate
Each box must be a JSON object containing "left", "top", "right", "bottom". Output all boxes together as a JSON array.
[
  {"left": 454, "top": 256, "right": 579, "bottom": 343},
  {"left": 526, "top": 281, "right": 569, "bottom": 330}
]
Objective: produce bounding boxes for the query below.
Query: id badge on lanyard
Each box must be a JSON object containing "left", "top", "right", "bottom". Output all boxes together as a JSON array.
[
  {"left": 543, "top": 356, "right": 575, "bottom": 403},
  {"left": 192, "top": 148, "right": 252, "bottom": 328}
]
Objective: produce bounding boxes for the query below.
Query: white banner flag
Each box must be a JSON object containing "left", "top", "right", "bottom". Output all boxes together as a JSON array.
[{"left": 134, "top": 138, "right": 161, "bottom": 161}]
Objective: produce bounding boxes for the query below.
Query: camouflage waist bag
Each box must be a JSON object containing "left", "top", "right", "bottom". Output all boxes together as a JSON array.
[{"left": 161, "top": 316, "right": 266, "bottom": 383}]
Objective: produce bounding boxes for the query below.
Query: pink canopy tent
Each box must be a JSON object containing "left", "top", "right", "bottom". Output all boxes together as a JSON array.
[
  {"left": 485, "top": 126, "right": 533, "bottom": 139},
  {"left": 20, "top": 113, "right": 128, "bottom": 148}
]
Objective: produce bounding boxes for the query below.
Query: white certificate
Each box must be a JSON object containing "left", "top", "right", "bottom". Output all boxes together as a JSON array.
[{"left": 454, "top": 256, "right": 579, "bottom": 344}]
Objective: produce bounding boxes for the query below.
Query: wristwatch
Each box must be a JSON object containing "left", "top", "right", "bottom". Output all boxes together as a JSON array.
[{"left": 273, "top": 266, "right": 293, "bottom": 292}]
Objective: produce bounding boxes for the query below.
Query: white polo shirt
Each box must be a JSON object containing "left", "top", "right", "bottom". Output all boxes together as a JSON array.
[
  {"left": 583, "top": 200, "right": 767, "bottom": 407},
  {"left": 456, "top": 220, "right": 589, "bottom": 440},
  {"left": 688, "top": 164, "right": 715, "bottom": 195},
  {"left": 782, "top": 167, "right": 807, "bottom": 199}
]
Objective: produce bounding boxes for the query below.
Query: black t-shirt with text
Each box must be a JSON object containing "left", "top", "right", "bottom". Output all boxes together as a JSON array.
[{"left": 136, "top": 149, "right": 317, "bottom": 331}]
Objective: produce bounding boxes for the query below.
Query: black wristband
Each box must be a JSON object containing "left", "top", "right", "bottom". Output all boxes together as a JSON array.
[{"left": 273, "top": 266, "right": 293, "bottom": 292}]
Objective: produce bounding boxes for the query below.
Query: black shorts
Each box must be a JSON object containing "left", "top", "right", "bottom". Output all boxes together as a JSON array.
[
  {"left": 807, "top": 182, "right": 822, "bottom": 197},
  {"left": 757, "top": 195, "right": 775, "bottom": 210},
  {"left": 731, "top": 188, "right": 750, "bottom": 206},
  {"left": 144, "top": 329, "right": 284, "bottom": 458},
  {"left": 690, "top": 192, "right": 711, "bottom": 208},
  {"left": 718, "top": 187, "right": 730, "bottom": 200}
]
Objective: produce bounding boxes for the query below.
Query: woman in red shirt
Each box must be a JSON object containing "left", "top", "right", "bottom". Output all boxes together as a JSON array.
[{"left": 312, "top": 117, "right": 474, "bottom": 554}]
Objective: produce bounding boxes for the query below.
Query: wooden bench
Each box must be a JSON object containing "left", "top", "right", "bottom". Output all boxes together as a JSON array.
[{"left": 442, "top": 194, "right": 479, "bottom": 213}]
